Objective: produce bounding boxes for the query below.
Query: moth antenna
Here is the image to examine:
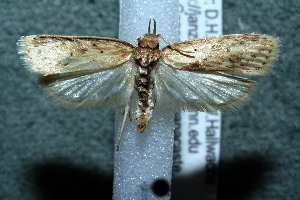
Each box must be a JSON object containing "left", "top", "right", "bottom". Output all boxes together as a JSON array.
[
  {"left": 157, "top": 34, "right": 195, "bottom": 57},
  {"left": 116, "top": 103, "right": 130, "bottom": 151},
  {"left": 157, "top": 34, "right": 173, "bottom": 47},
  {"left": 153, "top": 19, "right": 156, "bottom": 34},
  {"left": 148, "top": 19, "right": 151, "bottom": 34}
]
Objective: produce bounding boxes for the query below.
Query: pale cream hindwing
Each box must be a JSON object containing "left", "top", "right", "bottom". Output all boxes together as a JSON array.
[
  {"left": 161, "top": 34, "right": 279, "bottom": 75},
  {"left": 39, "top": 61, "right": 135, "bottom": 107},
  {"left": 17, "top": 35, "right": 135, "bottom": 107},
  {"left": 154, "top": 62, "right": 256, "bottom": 112}
]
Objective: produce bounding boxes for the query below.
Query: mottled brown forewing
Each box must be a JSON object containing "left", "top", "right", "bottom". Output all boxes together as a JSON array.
[
  {"left": 161, "top": 34, "right": 279, "bottom": 75},
  {"left": 18, "top": 35, "right": 134, "bottom": 75}
]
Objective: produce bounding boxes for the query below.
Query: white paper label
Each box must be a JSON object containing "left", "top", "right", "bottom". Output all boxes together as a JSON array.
[
  {"left": 172, "top": 0, "right": 222, "bottom": 199},
  {"left": 179, "top": 0, "right": 222, "bottom": 38},
  {"left": 173, "top": 112, "right": 221, "bottom": 176}
]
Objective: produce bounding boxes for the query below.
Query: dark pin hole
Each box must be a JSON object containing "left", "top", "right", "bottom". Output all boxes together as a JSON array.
[{"left": 151, "top": 178, "right": 170, "bottom": 197}]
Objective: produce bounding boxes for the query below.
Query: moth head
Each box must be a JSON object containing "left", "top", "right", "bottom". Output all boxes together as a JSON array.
[{"left": 137, "top": 19, "right": 159, "bottom": 49}]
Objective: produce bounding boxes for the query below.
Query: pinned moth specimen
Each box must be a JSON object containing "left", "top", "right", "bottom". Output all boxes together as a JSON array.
[{"left": 17, "top": 20, "right": 279, "bottom": 149}]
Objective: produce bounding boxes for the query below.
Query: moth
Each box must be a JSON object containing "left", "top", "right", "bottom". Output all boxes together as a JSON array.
[{"left": 17, "top": 20, "right": 279, "bottom": 149}]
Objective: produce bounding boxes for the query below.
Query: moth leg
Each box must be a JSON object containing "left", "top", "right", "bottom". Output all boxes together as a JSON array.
[
  {"left": 128, "top": 105, "right": 132, "bottom": 122},
  {"left": 116, "top": 102, "right": 130, "bottom": 151},
  {"left": 128, "top": 95, "right": 133, "bottom": 122}
]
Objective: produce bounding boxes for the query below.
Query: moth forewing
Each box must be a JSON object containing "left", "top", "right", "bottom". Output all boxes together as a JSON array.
[
  {"left": 161, "top": 34, "right": 279, "bottom": 75},
  {"left": 17, "top": 35, "right": 134, "bottom": 75}
]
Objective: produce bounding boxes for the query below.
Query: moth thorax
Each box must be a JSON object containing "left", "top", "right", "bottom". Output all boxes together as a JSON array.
[{"left": 138, "top": 34, "right": 159, "bottom": 49}]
